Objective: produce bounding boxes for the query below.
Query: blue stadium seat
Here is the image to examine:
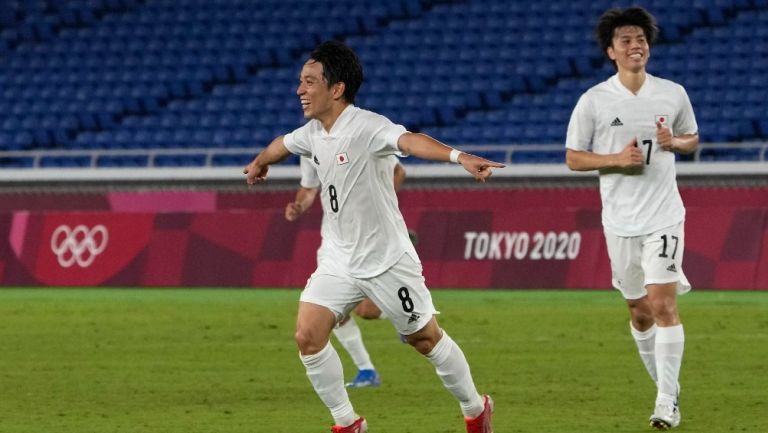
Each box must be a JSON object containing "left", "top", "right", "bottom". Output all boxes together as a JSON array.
[
  {"left": 699, "top": 148, "right": 760, "bottom": 161},
  {"left": 512, "top": 150, "right": 566, "bottom": 164},
  {"left": 211, "top": 153, "right": 252, "bottom": 167},
  {"left": 40, "top": 155, "right": 91, "bottom": 168},
  {"left": 0, "top": 0, "right": 763, "bottom": 165},
  {"left": 0, "top": 156, "right": 35, "bottom": 168}
]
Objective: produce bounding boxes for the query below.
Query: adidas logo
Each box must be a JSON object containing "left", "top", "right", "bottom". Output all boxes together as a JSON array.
[
  {"left": 610, "top": 117, "right": 624, "bottom": 126},
  {"left": 666, "top": 263, "right": 677, "bottom": 273},
  {"left": 407, "top": 313, "right": 421, "bottom": 324},
  {"left": 313, "top": 155, "right": 320, "bottom": 165}
]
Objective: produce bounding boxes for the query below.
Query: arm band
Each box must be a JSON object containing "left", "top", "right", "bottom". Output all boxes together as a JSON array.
[{"left": 449, "top": 149, "right": 463, "bottom": 163}]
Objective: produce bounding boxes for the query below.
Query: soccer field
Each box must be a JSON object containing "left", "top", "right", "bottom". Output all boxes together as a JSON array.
[{"left": 0, "top": 289, "right": 765, "bottom": 433}]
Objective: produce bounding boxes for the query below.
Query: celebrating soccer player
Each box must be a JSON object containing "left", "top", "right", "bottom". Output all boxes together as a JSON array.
[
  {"left": 284, "top": 155, "right": 408, "bottom": 389},
  {"left": 245, "top": 40, "right": 503, "bottom": 433},
  {"left": 565, "top": 7, "right": 699, "bottom": 430}
]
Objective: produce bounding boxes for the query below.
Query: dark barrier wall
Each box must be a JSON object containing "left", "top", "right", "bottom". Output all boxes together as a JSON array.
[{"left": 1, "top": 187, "right": 767, "bottom": 289}]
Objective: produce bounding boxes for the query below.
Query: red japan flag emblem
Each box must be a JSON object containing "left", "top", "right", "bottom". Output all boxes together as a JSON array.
[
  {"left": 336, "top": 152, "right": 349, "bottom": 165},
  {"left": 655, "top": 114, "right": 669, "bottom": 126}
]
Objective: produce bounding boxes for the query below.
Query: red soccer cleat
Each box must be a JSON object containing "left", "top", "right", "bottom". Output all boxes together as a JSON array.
[
  {"left": 464, "top": 395, "right": 494, "bottom": 433},
  {"left": 330, "top": 417, "right": 368, "bottom": 433}
]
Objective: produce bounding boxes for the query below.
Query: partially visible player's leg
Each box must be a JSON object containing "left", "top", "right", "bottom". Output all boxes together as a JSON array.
[
  {"left": 643, "top": 223, "right": 689, "bottom": 429},
  {"left": 606, "top": 231, "right": 660, "bottom": 383},
  {"left": 296, "top": 301, "right": 336, "bottom": 355},
  {"left": 405, "top": 318, "right": 487, "bottom": 419},
  {"left": 356, "top": 297, "right": 402, "bottom": 344},
  {"left": 298, "top": 273, "right": 367, "bottom": 429},
  {"left": 627, "top": 297, "right": 658, "bottom": 383},
  {"left": 333, "top": 315, "right": 380, "bottom": 388},
  {"left": 354, "top": 298, "right": 384, "bottom": 320},
  {"left": 362, "top": 254, "right": 491, "bottom": 431},
  {"left": 628, "top": 285, "right": 683, "bottom": 429},
  {"left": 607, "top": 229, "right": 678, "bottom": 429},
  {"left": 406, "top": 320, "right": 493, "bottom": 432},
  {"left": 334, "top": 315, "right": 375, "bottom": 371},
  {"left": 646, "top": 282, "right": 683, "bottom": 429}
]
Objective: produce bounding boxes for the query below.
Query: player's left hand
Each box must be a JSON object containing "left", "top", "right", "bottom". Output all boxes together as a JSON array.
[
  {"left": 656, "top": 121, "right": 675, "bottom": 152},
  {"left": 285, "top": 202, "right": 303, "bottom": 221},
  {"left": 459, "top": 153, "right": 506, "bottom": 182}
]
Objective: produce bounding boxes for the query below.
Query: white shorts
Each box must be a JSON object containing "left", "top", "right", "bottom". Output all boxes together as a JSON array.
[
  {"left": 299, "top": 253, "right": 437, "bottom": 335},
  {"left": 604, "top": 222, "right": 691, "bottom": 300}
]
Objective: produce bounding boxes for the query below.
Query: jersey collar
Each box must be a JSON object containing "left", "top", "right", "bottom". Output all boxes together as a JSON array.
[
  {"left": 320, "top": 104, "right": 356, "bottom": 138},
  {"left": 611, "top": 73, "right": 654, "bottom": 97}
]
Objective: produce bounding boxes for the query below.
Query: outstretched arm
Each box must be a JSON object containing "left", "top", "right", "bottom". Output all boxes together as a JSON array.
[
  {"left": 397, "top": 132, "right": 505, "bottom": 182},
  {"left": 243, "top": 135, "right": 292, "bottom": 185}
]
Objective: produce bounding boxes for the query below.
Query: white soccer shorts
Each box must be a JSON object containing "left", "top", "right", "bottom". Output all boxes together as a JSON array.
[
  {"left": 604, "top": 221, "right": 691, "bottom": 300},
  {"left": 299, "top": 253, "right": 437, "bottom": 336}
]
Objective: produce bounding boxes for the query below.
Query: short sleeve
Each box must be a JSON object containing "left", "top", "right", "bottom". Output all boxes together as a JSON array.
[
  {"left": 283, "top": 123, "right": 313, "bottom": 157},
  {"left": 565, "top": 93, "right": 595, "bottom": 151},
  {"left": 673, "top": 86, "right": 698, "bottom": 136},
  {"left": 368, "top": 113, "right": 408, "bottom": 156},
  {"left": 381, "top": 123, "right": 407, "bottom": 150},
  {"left": 299, "top": 157, "right": 320, "bottom": 188}
]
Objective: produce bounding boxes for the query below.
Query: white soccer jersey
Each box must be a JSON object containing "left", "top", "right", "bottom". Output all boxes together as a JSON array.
[
  {"left": 566, "top": 73, "right": 698, "bottom": 237},
  {"left": 300, "top": 154, "right": 399, "bottom": 188},
  {"left": 285, "top": 105, "right": 417, "bottom": 278},
  {"left": 299, "top": 155, "right": 321, "bottom": 189},
  {"left": 299, "top": 154, "right": 402, "bottom": 272}
]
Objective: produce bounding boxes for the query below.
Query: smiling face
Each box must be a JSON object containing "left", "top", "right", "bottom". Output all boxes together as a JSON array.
[
  {"left": 607, "top": 25, "right": 649, "bottom": 73},
  {"left": 296, "top": 59, "right": 345, "bottom": 123}
]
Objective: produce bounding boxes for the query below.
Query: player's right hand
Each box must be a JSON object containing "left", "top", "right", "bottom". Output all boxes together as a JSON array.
[
  {"left": 243, "top": 159, "right": 269, "bottom": 185},
  {"left": 285, "top": 202, "right": 303, "bottom": 221},
  {"left": 616, "top": 138, "right": 644, "bottom": 167}
]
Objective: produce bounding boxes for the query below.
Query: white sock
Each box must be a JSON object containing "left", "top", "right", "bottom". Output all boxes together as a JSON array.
[
  {"left": 425, "top": 330, "right": 484, "bottom": 418},
  {"left": 300, "top": 343, "right": 357, "bottom": 427},
  {"left": 655, "top": 324, "right": 684, "bottom": 405},
  {"left": 333, "top": 319, "right": 375, "bottom": 371},
  {"left": 630, "top": 322, "right": 658, "bottom": 383}
]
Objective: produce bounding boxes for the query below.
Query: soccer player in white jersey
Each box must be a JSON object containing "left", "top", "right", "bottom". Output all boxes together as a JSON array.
[
  {"left": 244, "top": 40, "right": 503, "bottom": 433},
  {"left": 285, "top": 156, "right": 407, "bottom": 389},
  {"left": 565, "top": 7, "right": 699, "bottom": 430}
]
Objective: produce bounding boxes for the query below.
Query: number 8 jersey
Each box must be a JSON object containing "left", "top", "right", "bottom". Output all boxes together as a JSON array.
[
  {"left": 284, "top": 105, "right": 418, "bottom": 278},
  {"left": 565, "top": 73, "right": 698, "bottom": 237}
]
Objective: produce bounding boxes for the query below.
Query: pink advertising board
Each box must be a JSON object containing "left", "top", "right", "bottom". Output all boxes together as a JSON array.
[{"left": 1, "top": 187, "right": 766, "bottom": 289}]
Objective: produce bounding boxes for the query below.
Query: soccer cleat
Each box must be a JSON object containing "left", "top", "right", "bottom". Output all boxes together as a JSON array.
[
  {"left": 650, "top": 383, "right": 681, "bottom": 430},
  {"left": 331, "top": 417, "right": 368, "bottom": 433},
  {"left": 465, "top": 394, "right": 494, "bottom": 433},
  {"left": 649, "top": 403, "right": 681, "bottom": 430},
  {"left": 345, "top": 369, "right": 381, "bottom": 388}
]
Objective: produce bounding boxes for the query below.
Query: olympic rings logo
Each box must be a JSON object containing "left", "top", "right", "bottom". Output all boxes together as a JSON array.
[{"left": 50, "top": 224, "right": 109, "bottom": 268}]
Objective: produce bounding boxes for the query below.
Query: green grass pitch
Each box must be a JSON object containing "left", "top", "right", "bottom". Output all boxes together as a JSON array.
[{"left": 0, "top": 289, "right": 765, "bottom": 432}]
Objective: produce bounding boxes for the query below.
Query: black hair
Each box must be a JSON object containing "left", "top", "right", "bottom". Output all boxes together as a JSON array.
[
  {"left": 595, "top": 7, "right": 659, "bottom": 67},
  {"left": 309, "top": 40, "right": 364, "bottom": 104}
]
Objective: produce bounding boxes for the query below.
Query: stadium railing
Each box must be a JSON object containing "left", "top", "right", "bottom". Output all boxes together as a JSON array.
[{"left": 1, "top": 143, "right": 767, "bottom": 185}]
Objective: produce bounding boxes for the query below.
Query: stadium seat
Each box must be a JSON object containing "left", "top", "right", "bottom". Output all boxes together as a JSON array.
[
  {"left": 0, "top": 0, "right": 765, "bottom": 168},
  {"left": 97, "top": 154, "right": 150, "bottom": 167},
  {"left": 512, "top": 150, "right": 566, "bottom": 164},
  {"left": 699, "top": 147, "right": 760, "bottom": 161},
  {"left": 40, "top": 155, "right": 91, "bottom": 168}
]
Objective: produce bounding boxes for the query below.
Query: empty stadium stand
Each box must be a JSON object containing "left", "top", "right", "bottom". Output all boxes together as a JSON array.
[{"left": 0, "top": 0, "right": 766, "bottom": 168}]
